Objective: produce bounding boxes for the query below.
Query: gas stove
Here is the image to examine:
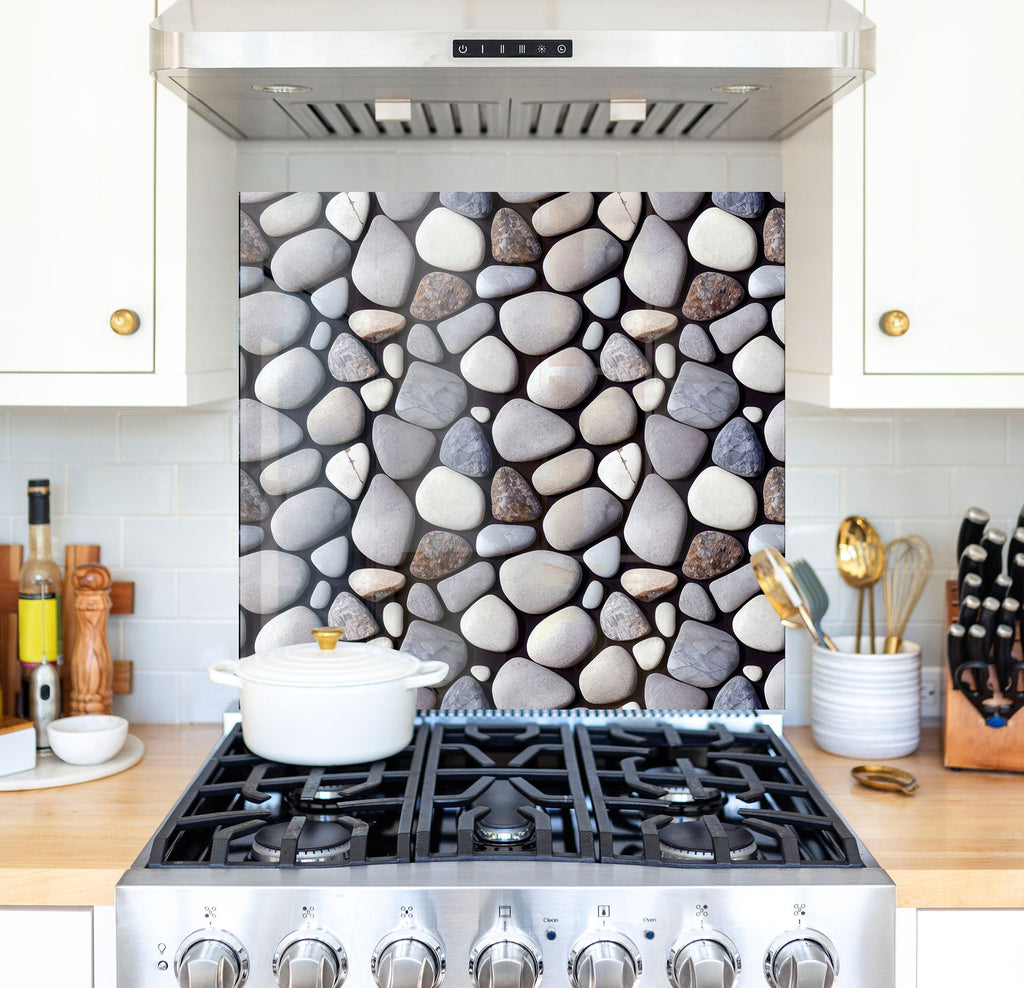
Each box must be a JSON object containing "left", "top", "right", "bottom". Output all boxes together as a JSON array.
[{"left": 116, "top": 712, "right": 894, "bottom": 987}]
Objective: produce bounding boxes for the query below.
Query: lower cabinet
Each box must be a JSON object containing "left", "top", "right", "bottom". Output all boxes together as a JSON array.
[
  {"left": 916, "top": 909, "right": 1021, "bottom": 985},
  {"left": 0, "top": 906, "right": 95, "bottom": 987}
]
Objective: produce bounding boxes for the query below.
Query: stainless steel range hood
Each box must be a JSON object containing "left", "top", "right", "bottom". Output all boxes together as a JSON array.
[{"left": 151, "top": 0, "right": 874, "bottom": 142}]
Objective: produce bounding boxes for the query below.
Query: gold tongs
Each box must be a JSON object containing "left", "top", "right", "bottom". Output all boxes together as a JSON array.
[{"left": 850, "top": 764, "right": 919, "bottom": 795}]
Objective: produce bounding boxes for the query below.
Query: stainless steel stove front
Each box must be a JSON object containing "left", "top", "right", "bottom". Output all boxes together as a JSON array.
[{"left": 117, "top": 860, "right": 895, "bottom": 988}]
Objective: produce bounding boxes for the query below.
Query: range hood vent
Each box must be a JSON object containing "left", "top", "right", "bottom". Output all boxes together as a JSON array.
[
  {"left": 278, "top": 98, "right": 735, "bottom": 140},
  {"left": 151, "top": 0, "right": 874, "bottom": 142}
]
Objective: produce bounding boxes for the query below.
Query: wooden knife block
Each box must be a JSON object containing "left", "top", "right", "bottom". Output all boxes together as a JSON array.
[
  {"left": 943, "top": 580, "right": 1024, "bottom": 772},
  {"left": 0, "top": 544, "right": 134, "bottom": 718}
]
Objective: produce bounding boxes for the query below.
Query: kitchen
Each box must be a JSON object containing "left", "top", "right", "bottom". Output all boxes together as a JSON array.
[{"left": 2, "top": 0, "right": 1024, "bottom": 986}]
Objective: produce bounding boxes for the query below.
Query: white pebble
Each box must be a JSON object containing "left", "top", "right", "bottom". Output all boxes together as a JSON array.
[
  {"left": 471, "top": 665, "right": 492, "bottom": 682},
  {"left": 655, "top": 343, "right": 677, "bottom": 379},
  {"left": 383, "top": 343, "right": 405, "bottom": 379},
  {"left": 743, "top": 664, "right": 764, "bottom": 682},
  {"left": 382, "top": 601, "right": 404, "bottom": 638},
  {"left": 582, "top": 321, "right": 605, "bottom": 350},
  {"left": 632, "top": 378, "right": 665, "bottom": 412},
  {"left": 633, "top": 637, "right": 666, "bottom": 671},
  {"left": 655, "top": 601, "right": 677, "bottom": 638},
  {"left": 743, "top": 405, "right": 763, "bottom": 423},
  {"left": 471, "top": 406, "right": 491, "bottom": 423},
  {"left": 582, "top": 580, "right": 605, "bottom": 610},
  {"left": 360, "top": 378, "right": 393, "bottom": 412}
]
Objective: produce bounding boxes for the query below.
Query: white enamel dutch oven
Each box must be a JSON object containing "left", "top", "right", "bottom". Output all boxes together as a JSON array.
[{"left": 209, "top": 627, "right": 447, "bottom": 765}]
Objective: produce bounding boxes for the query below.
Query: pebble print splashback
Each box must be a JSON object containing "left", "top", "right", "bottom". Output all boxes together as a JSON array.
[{"left": 238, "top": 191, "right": 786, "bottom": 712}]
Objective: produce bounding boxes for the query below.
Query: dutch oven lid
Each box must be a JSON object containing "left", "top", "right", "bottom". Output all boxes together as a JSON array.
[{"left": 238, "top": 627, "right": 425, "bottom": 687}]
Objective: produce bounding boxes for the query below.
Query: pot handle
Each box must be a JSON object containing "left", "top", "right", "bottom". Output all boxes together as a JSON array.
[
  {"left": 209, "top": 660, "right": 243, "bottom": 689},
  {"left": 405, "top": 660, "right": 449, "bottom": 690}
]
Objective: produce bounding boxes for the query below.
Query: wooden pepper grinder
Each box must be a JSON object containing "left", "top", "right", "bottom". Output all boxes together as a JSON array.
[{"left": 69, "top": 564, "right": 113, "bottom": 715}]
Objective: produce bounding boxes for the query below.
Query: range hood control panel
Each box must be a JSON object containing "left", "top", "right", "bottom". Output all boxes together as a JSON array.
[{"left": 452, "top": 40, "right": 573, "bottom": 58}]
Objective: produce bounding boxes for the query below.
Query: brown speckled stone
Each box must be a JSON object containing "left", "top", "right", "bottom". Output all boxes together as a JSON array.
[
  {"left": 409, "top": 272, "right": 472, "bottom": 321},
  {"left": 763, "top": 466, "right": 785, "bottom": 522},
  {"left": 491, "top": 466, "right": 541, "bottom": 522},
  {"left": 682, "top": 531, "right": 744, "bottom": 580},
  {"left": 763, "top": 207, "right": 785, "bottom": 263},
  {"left": 240, "top": 210, "right": 270, "bottom": 265},
  {"left": 409, "top": 531, "right": 472, "bottom": 580},
  {"left": 491, "top": 208, "right": 542, "bottom": 264},
  {"left": 681, "top": 272, "right": 743, "bottom": 321},
  {"left": 239, "top": 470, "right": 268, "bottom": 522}
]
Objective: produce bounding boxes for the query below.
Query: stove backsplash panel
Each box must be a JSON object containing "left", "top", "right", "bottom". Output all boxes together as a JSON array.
[{"left": 238, "top": 191, "right": 785, "bottom": 712}]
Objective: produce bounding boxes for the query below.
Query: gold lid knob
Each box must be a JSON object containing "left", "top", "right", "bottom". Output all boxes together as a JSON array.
[
  {"left": 880, "top": 310, "right": 910, "bottom": 337},
  {"left": 311, "top": 627, "right": 344, "bottom": 650},
  {"left": 110, "top": 309, "right": 140, "bottom": 336}
]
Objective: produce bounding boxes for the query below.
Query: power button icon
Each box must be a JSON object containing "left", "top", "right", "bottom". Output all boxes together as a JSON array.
[{"left": 458, "top": 44, "right": 468, "bottom": 54}]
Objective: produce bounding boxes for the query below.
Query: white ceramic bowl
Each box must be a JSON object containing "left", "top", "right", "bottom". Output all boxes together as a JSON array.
[{"left": 47, "top": 715, "right": 128, "bottom": 765}]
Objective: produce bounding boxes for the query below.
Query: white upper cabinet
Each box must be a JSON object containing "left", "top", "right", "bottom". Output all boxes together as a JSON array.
[
  {"left": 0, "top": 0, "right": 236, "bottom": 406},
  {"left": 785, "top": 0, "right": 1024, "bottom": 407}
]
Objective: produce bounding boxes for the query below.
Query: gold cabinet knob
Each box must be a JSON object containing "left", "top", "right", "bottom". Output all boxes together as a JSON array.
[
  {"left": 109, "top": 309, "right": 140, "bottom": 336},
  {"left": 880, "top": 310, "right": 910, "bottom": 337}
]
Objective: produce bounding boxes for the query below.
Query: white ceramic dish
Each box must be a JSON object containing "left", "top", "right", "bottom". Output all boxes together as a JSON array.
[
  {"left": 210, "top": 638, "right": 447, "bottom": 765},
  {"left": 47, "top": 714, "right": 129, "bottom": 765}
]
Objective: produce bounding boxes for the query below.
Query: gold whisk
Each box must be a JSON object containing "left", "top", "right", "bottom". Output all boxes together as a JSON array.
[{"left": 882, "top": 535, "right": 933, "bottom": 654}]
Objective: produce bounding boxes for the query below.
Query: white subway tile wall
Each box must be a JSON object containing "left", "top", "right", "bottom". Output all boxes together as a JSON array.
[
  {"left": 785, "top": 403, "right": 1024, "bottom": 725},
  {"left": 0, "top": 409, "right": 238, "bottom": 724}
]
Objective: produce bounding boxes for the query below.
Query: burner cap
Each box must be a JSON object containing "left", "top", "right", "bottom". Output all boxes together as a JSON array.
[
  {"left": 657, "top": 785, "right": 727, "bottom": 817},
  {"left": 251, "top": 820, "right": 352, "bottom": 864},
  {"left": 658, "top": 821, "right": 757, "bottom": 863},
  {"left": 472, "top": 780, "right": 536, "bottom": 845}
]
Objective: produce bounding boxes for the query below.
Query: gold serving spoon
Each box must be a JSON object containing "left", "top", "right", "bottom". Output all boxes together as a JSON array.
[
  {"left": 751, "top": 547, "right": 839, "bottom": 651},
  {"left": 836, "top": 516, "right": 886, "bottom": 653}
]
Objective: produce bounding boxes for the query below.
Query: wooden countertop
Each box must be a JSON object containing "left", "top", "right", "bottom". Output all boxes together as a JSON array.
[
  {"left": 0, "top": 725, "right": 221, "bottom": 907},
  {"left": 1, "top": 724, "right": 1020, "bottom": 909},
  {"left": 787, "top": 725, "right": 1024, "bottom": 909}
]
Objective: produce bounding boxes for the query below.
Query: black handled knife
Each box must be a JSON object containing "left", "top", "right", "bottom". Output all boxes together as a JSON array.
[
  {"left": 957, "top": 507, "right": 990, "bottom": 562},
  {"left": 947, "top": 623, "right": 966, "bottom": 689},
  {"left": 994, "top": 623, "right": 1016, "bottom": 696},
  {"left": 958, "top": 545, "right": 988, "bottom": 600},
  {"left": 980, "top": 528, "right": 1008, "bottom": 588}
]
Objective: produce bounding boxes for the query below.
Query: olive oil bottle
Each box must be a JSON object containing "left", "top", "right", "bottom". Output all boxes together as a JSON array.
[{"left": 18, "top": 479, "right": 62, "bottom": 724}]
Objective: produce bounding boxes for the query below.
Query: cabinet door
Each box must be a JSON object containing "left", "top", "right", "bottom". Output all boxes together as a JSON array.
[
  {"left": 862, "top": 0, "right": 1024, "bottom": 375},
  {"left": 917, "top": 910, "right": 1022, "bottom": 985},
  {"left": 0, "top": 907, "right": 94, "bottom": 987},
  {"left": 0, "top": 0, "right": 154, "bottom": 373}
]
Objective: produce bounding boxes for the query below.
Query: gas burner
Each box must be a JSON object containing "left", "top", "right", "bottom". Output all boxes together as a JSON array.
[
  {"left": 656, "top": 785, "right": 727, "bottom": 818},
  {"left": 657, "top": 821, "right": 758, "bottom": 863},
  {"left": 251, "top": 820, "right": 352, "bottom": 864},
  {"left": 286, "top": 785, "right": 353, "bottom": 820},
  {"left": 471, "top": 780, "right": 536, "bottom": 845}
]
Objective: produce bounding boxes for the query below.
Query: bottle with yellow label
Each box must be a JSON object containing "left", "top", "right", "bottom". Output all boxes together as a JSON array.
[{"left": 18, "top": 479, "right": 62, "bottom": 715}]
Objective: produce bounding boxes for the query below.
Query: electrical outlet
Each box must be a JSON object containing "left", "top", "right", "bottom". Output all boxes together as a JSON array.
[{"left": 920, "top": 667, "right": 942, "bottom": 720}]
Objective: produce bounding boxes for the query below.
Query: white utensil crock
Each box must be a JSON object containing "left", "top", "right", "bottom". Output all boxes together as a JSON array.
[
  {"left": 209, "top": 639, "right": 447, "bottom": 765},
  {"left": 810, "top": 635, "right": 921, "bottom": 759}
]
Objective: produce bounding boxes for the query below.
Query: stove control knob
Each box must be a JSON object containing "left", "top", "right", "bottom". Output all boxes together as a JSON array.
[
  {"left": 372, "top": 932, "right": 445, "bottom": 988},
  {"left": 668, "top": 932, "right": 740, "bottom": 988},
  {"left": 764, "top": 931, "right": 838, "bottom": 988},
  {"left": 568, "top": 934, "right": 641, "bottom": 988},
  {"left": 470, "top": 935, "right": 543, "bottom": 988},
  {"left": 175, "top": 930, "right": 248, "bottom": 988},
  {"left": 274, "top": 932, "right": 347, "bottom": 988}
]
